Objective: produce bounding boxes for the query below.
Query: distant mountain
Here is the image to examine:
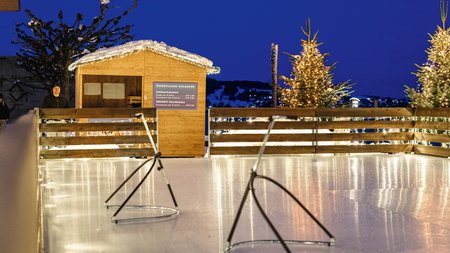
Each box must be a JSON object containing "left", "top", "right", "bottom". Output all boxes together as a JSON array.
[
  {"left": 206, "top": 78, "right": 409, "bottom": 108},
  {"left": 206, "top": 78, "right": 273, "bottom": 107},
  {"left": 206, "top": 78, "right": 271, "bottom": 94}
]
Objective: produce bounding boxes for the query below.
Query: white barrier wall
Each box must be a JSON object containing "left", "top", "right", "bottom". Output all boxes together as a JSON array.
[{"left": 0, "top": 111, "right": 40, "bottom": 253}]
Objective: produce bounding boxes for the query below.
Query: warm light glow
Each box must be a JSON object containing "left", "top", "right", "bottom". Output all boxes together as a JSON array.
[
  {"left": 406, "top": 25, "right": 450, "bottom": 107},
  {"left": 278, "top": 22, "right": 351, "bottom": 108}
]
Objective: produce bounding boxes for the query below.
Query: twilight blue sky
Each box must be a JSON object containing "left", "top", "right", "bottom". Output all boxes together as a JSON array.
[{"left": 0, "top": 0, "right": 443, "bottom": 98}]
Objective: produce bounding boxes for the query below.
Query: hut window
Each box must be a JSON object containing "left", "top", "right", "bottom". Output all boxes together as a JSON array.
[
  {"left": 103, "top": 83, "right": 125, "bottom": 99},
  {"left": 84, "top": 83, "right": 101, "bottom": 95}
]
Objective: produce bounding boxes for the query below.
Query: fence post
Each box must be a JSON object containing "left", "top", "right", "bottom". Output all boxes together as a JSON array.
[
  {"left": 34, "top": 108, "right": 40, "bottom": 161},
  {"left": 314, "top": 108, "right": 318, "bottom": 154},
  {"left": 207, "top": 108, "right": 211, "bottom": 158},
  {"left": 412, "top": 108, "right": 417, "bottom": 154}
]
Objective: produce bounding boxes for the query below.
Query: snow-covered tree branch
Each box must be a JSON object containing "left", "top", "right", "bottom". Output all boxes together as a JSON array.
[{"left": 13, "top": 0, "right": 138, "bottom": 100}]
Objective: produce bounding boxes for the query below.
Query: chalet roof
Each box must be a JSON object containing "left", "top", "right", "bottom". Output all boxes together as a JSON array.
[{"left": 68, "top": 40, "right": 220, "bottom": 75}]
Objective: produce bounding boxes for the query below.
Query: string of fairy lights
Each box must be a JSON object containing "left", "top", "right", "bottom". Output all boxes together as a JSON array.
[
  {"left": 405, "top": 0, "right": 450, "bottom": 108},
  {"left": 278, "top": 19, "right": 352, "bottom": 108}
]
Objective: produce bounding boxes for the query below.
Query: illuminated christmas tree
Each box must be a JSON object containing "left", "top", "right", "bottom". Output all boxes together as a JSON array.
[
  {"left": 279, "top": 19, "right": 352, "bottom": 108},
  {"left": 405, "top": 0, "right": 450, "bottom": 108}
]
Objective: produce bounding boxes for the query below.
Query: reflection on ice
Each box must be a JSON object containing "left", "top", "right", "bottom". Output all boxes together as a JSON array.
[{"left": 41, "top": 154, "right": 450, "bottom": 253}]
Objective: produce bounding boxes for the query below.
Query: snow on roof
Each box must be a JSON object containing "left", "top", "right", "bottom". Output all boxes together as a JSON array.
[{"left": 68, "top": 40, "right": 220, "bottom": 75}]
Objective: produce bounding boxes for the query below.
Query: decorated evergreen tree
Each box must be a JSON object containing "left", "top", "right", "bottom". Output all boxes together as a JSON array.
[
  {"left": 405, "top": 0, "right": 450, "bottom": 108},
  {"left": 13, "top": 0, "right": 138, "bottom": 99},
  {"left": 279, "top": 19, "right": 352, "bottom": 108}
]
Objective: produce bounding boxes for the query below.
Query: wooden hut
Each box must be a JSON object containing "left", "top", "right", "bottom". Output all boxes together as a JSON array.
[{"left": 69, "top": 40, "right": 220, "bottom": 157}]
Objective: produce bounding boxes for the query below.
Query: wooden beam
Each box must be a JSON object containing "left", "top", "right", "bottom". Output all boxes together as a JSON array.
[
  {"left": 316, "top": 108, "right": 414, "bottom": 117},
  {"left": 39, "top": 108, "right": 156, "bottom": 119},
  {"left": 210, "top": 120, "right": 414, "bottom": 130},
  {"left": 40, "top": 135, "right": 155, "bottom": 146},
  {"left": 0, "top": 0, "right": 19, "bottom": 11},
  {"left": 210, "top": 132, "right": 413, "bottom": 143},
  {"left": 316, "top": 144, "right": 413, "bottom": 154},
  {"left": 414, "top": 145, "right": 450, "bottom": 157},
  {"left": 210, "top": 146, "right": 316, "bottom": 155},
  {"left": 415, "top": 108, "right": 450, "bottom": 117},
  {"left": 40, "top": 148, "right": 154, "bottom": 159},
  {"left": 210, "top": 121, "right": 316, "bottom": 130},
  {"left": 210, "top": 133, "right": 316, "bottom": 142},
  {"left": 210, "top": 107, "right": 416, "bottom": 118},
  {"left": 316, "top": 120, "right": 414, "bottom": 129},
  {"left": 209, "top": 108, "right": 315, "bottom": 117},
  {"left": 40, "top": 122, "right": 156, "bottom": 132},
  {"left": 415, "top": 121, "right": 450, "bottom": 130},
  {"left": 316, "top": 132, "right": 413, "bottom": 142},
  {"left": 415, "top": 133, "right": 450, "bottom": 143}
]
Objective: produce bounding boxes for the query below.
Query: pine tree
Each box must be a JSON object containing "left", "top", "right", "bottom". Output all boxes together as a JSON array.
[
  {"left": 405, "top": 0, "right": 450, "bottom": 108},
  {"left": 278, "top": 19, "right": 352, "bottom": 108},
  {"left": 13, "top": 0, "right": 138, "bottom": 100}
]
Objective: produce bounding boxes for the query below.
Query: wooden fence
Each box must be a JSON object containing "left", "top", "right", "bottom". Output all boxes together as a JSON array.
[
  {"left": 208, "top": 108, "right": 450, "bottom": 158},
  {"left": 414, "top": 108, "right": 450, "bottom": 157},
  {"left": 38, "top": 108, "right": 157, "bottom": 159},
  {"left": 36, "top": 107, "right": 449, "bottom": 159}
]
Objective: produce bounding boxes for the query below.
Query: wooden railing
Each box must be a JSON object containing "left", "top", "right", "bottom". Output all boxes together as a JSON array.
[
  {"left": 38, "top": 108, "right": 157, "bottom": 159},
  {"left": 208, "top": 108, "right": 450, "bottom": 158},
  {"left": 414, "top": 108, "right": 450, "bottom": 157}
]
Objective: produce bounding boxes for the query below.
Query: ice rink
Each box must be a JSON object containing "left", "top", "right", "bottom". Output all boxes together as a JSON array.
[{"left": 41, "top": 154, "right": 450, "bottom": 253}]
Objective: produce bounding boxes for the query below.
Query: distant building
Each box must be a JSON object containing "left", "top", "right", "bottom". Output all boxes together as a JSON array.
[
  {"left": 346, "top": 95, "right": 408, "bottom": 108},
  {"left": 350, "top": 97, "right": 360, "bottom": 108},
  {"left": 0, "top": 56, "right": 47, "bottom": 120}
]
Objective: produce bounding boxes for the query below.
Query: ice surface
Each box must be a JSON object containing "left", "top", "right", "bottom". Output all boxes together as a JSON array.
[{"left": 41, "top": 154, "right": 450, "bottom": 253}]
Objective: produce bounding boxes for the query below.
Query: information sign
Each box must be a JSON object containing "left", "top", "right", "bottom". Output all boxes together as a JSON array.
[{"left": 153, "top": 82, "right": 197, "bottom": 110}]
